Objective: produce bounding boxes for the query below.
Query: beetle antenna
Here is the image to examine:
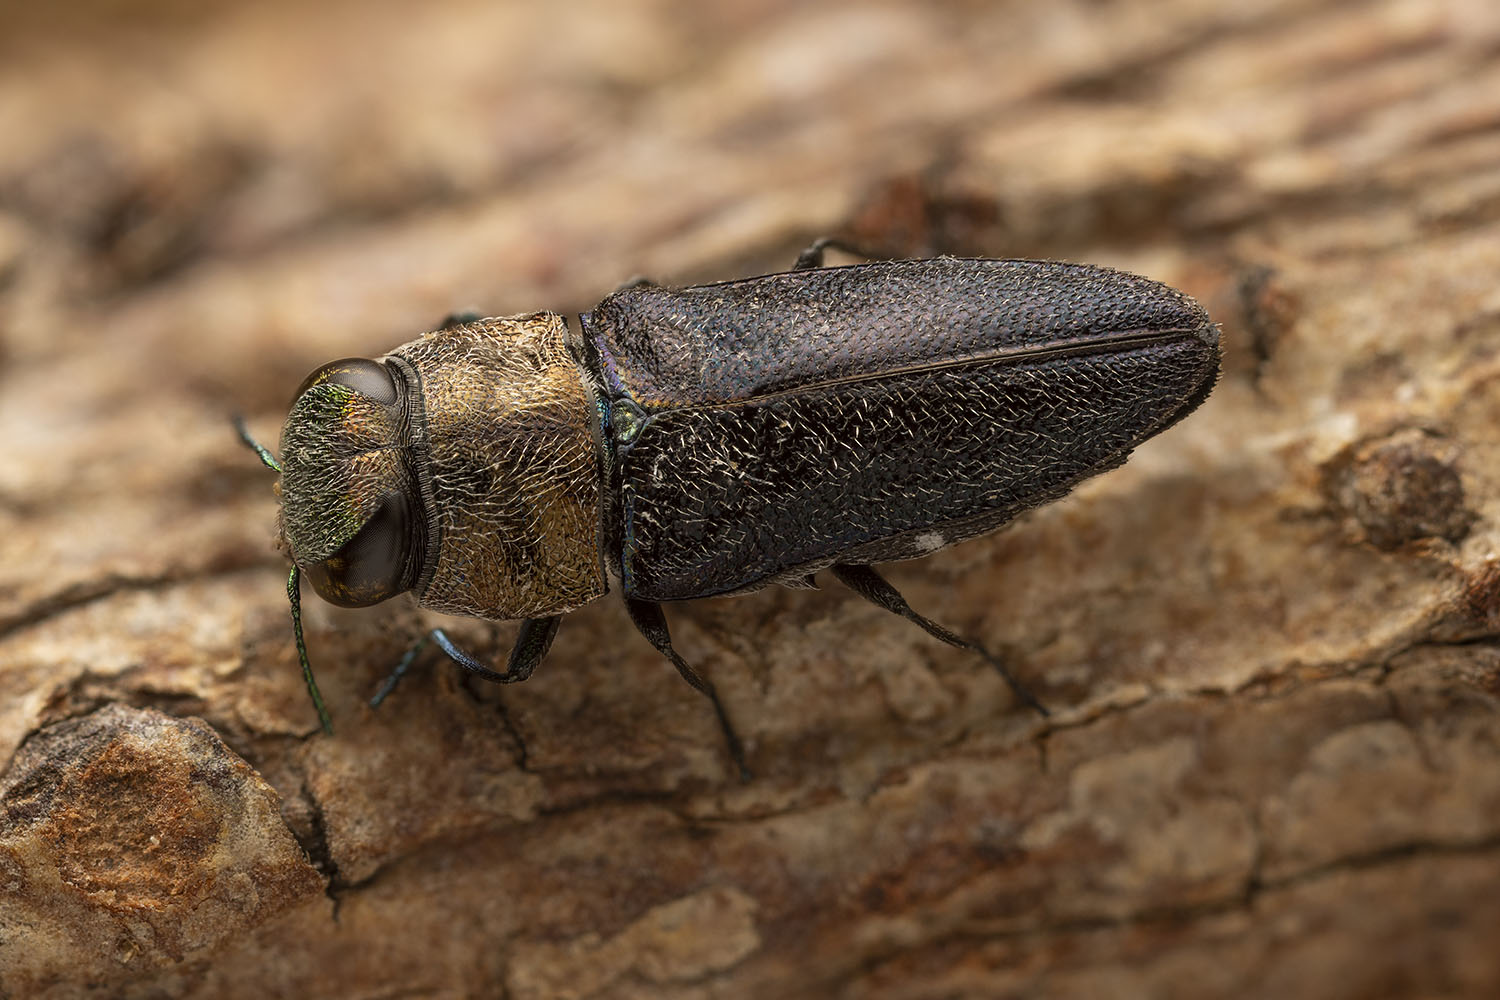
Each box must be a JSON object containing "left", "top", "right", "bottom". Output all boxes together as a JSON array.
[
  {"left": 288, "top": 565, "right": 335, "bottom": 735},
  {"left": 236, "top": 419, "right": 327, "bottom": 732},
  {"left": 233, "top": 414, "right": 283, "bottom": 473}
]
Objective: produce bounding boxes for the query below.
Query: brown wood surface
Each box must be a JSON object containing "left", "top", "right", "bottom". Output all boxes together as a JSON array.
[{"left": 2, "top": 1, "right": 1499, "bottom": 997}]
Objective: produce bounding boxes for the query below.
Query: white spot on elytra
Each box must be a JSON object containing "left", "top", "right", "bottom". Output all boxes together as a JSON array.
[{"left": 915, "top": 532, "right": 945, "bottom": 553}]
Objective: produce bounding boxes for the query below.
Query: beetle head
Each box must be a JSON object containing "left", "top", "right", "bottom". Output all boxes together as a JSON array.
[{"left": 277, "top": 357, "right": 427, "bottom": 608}]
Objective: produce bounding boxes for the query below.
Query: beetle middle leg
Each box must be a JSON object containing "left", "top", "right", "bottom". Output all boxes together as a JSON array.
[
  {"left": 369, "top": 615, "right": 561, "bottom": 707},
  {"left": 625, "top": 598, "right": 751, "bottom": 783},
  {"left": 830, "top": 563, "right": 1050, "bottom": 717}
]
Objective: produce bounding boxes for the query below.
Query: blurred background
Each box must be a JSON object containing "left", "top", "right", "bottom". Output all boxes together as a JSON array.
[{"left": 2, "top": 1, "right": 1500, "bottom": 998}]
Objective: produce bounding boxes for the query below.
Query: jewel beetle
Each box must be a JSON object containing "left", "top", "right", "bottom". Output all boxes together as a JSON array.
[{"left": 238, "top": 242, "right": 1221, "bottom": 779}]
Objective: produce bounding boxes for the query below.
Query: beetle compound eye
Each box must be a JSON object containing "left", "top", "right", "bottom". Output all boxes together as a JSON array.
[
  {"left": 303, "top": 490, "right": 414, "bottom": 607},
  {"left": 279, "top": 353, "right": 428, "bottom": 606},
  {"left": 294, "top": 357, "right": 398, "bottom": 406}
]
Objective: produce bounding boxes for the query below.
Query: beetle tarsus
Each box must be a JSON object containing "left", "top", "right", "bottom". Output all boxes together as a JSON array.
[
  {"left": 625, "top": 598, "right": 751, "bottom": 782},
  {"left": 369, "top": 631, "right": 432, "bottom": 707},
  {"left": 793, "top": 237, "right": 875, "bottom": 270},
  {"left": 830, "top": 563, "right": 1051, "bottom": 718}
]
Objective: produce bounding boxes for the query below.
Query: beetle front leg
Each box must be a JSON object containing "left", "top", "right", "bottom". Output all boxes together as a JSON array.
[
  {"left": 829, "top": 564, "right": 1050, "bottom": 718},
  {"left": 624, "top": 598, "right": 751, "bottom": 782},
  {"left": 369, "top": 615, "right": 562, "bottom": 707}
]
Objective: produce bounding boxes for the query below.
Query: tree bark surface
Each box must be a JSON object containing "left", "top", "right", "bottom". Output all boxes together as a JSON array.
[{"left": 2, "top": 1, "right": 1499, "bottom": 997}]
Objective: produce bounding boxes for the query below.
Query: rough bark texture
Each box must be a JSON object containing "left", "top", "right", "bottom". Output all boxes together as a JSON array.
[{"left": 2, "top": 1, "right": 1499, "bottom": 997}]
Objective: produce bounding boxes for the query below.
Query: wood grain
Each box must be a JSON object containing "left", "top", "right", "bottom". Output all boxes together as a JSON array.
[{"left": 2, "top": 1, "right": 1498, "bottom": 996}]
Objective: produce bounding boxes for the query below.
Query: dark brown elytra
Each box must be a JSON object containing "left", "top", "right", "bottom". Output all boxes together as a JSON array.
[{"left": 238, "top": 239, "right": 1221, "bottom": 780}]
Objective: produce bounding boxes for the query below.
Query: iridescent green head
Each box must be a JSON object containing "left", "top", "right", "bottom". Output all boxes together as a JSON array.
[{"left": 276, "top": 357, "right": 432, "bottom": 609}]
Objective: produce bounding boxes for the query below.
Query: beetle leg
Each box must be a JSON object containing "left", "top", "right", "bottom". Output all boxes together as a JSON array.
[
  {"left": 496, "top": 615, "right": 564, "bottom": 681},
  {"left": 369, "top": 616, "right": 562, "bottom": 707},
  {"left": 613, "top": 275, "right": 658, "bottom": 293},
  {"left": 437, "top": 310, "right": 484, "bottom": 330},
  {"left": 792, "top": 237, "right": 875, "bottom": 270},
  {"left": 625, "top": 598, "right": 751, "bottom": 782},
  {"left": 829, "top": 564, "right": 1051, "bottom": 718}
]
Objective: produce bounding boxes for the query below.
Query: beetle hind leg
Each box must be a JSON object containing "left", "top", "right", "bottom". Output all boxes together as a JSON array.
[
  {"left": 830, "top": 564, "right": 1050, "bottom": 718},
  {"left": 625, "top": 598, "right": 751, "bottom": 783}
]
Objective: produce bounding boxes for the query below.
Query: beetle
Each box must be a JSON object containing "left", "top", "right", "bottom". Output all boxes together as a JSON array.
[{"left": 238, "top": 242, "right": 1220, "bottom": 779}]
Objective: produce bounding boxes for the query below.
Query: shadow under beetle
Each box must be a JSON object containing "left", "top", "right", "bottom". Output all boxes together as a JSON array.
[{"left": 238, "top": 241, "right": 1221, "bottom": 780}]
